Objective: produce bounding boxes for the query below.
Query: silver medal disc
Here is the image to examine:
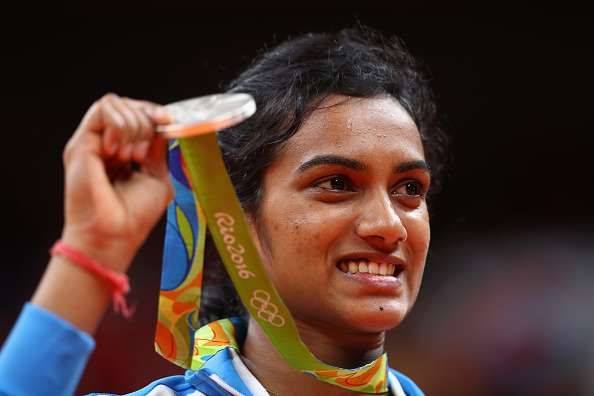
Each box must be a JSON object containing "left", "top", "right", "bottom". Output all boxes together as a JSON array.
[{"left": 156, "top": 93, "right": 256, "bottom": 138}]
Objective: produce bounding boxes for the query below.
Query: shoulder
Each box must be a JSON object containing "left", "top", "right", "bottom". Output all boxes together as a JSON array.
[
  {"left": 389, "top": 367, "right": 425, "bottom": 396},
  {"left": 88, "top": 347, "right": 248, "bottom": 396},
  {"left": 85, "top": 374, "right": 196, "bottom": 396}
]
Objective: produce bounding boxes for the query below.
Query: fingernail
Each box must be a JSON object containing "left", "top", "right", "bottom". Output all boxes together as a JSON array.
[{"left": 154, "top": 107, "right": 173, "bottom": 123}]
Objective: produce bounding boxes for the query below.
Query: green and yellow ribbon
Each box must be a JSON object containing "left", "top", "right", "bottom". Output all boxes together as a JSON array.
[{"left": 156, "top": 100, "right": 389, "bottom": 394}]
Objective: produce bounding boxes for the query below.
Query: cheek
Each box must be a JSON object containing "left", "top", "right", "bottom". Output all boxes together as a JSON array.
[
  {"left": 255, "top": 202, "right": 346, "bottom": 313},
  {"left": 267, "top": 216, "right": 324, "bottom": 259},
  {"left": 259, "top": 200, "right": 349, "bottom": 272},
  {"left": 403, "top": 206, "right": 430, "bottom": 285},
  {"left": 406, "top": 203, "right": 430, "bottom": 249}
]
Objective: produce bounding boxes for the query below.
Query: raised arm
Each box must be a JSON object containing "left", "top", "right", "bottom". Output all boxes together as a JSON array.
[
  {"left": 32, "top": 93, "right": 172, "bottom": 334},
  {"left": 0, "top": 94, "right": 173, "bottom": 395}
]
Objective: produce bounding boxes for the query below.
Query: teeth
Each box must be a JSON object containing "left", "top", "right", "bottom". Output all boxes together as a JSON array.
[
  {"left": 348, "top": 262, "right": 358, "bottom": 274},
  {"left": 358, "top": 261, "right": 368, "bottom": 273},
  {"left": 338, "top": 259, "right": 398, "bottom": 276}
]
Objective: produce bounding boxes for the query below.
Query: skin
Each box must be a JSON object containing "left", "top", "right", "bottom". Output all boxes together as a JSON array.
[
  {"left": 243, "top": 94, "right": 431, "bottom": 395},
  {"left": 32, "top": 93, "right": 173, "bottom": 334},
  {"left": 31, "top": 93, "right": 430, "bottom": 395}
]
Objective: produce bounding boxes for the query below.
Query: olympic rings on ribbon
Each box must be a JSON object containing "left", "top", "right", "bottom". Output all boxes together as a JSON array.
[{"left": 250, "top": 289, "right": 286, "bottom": 327}]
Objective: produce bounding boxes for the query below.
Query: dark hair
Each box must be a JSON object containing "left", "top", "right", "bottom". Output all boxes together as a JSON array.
[{"left": 199, "top": 25, "right": 449, "bottom": 324}]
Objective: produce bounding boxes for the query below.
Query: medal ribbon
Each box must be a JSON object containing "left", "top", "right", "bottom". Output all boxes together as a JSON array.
[{"left": 156, "top": 128, "right": 388, "bottom": 394}]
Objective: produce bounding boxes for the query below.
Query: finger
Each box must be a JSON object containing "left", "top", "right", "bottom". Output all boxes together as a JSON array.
[
  {"left": 151, "top": 106, "right": 174, "bottom": 125},
  {"left": 121, "top": 99, "right": 152, "bottom": 162},
  {"left": 107, "top": 95, "right": 141, "bottom": 161},
  {"left": 77, "top": 94, "right": 125, "bottom": 135},
  {"left": 100, "top": 97, "right": 128, "bottom": 157},
  {"left": 99, "top": 94, "right": 136, "bottom": 159},
  {"left": 126, "top": 98, "right": 174, "bottom": 162},
  {"left": 65, "top": 94, "right": 126, "bottom": 164},
  {"left": 143, "top": 134, "right": 170, "bottom": 182},
  {"left": 127, "top": 98, "right": 173, "bottom": 125}
]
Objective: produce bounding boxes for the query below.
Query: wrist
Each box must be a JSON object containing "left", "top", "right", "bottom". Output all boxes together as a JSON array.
[
  {"left": 60, "top": 227, "right": 138, "bottom": 273},
  {"left": 32, "top": 254, "right": 114, "bottom": 335}
]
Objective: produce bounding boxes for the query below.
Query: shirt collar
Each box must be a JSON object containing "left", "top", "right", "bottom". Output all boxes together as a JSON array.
[{"left": 190, "top": 317, "right": 403, "bottom": 395}]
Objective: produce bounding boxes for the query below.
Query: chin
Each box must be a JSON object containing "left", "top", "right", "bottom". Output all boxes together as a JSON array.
[{"left": 340, "top": 302, "right": 409, "bottom": 334}]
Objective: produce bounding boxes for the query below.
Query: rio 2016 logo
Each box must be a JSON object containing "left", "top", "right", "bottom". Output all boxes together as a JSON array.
[
  {"left": 214, "top": 212, "right": 255, "bottom": 279},
  {"left": 250, "top": 289, "right": 286, "bottom": 327}
]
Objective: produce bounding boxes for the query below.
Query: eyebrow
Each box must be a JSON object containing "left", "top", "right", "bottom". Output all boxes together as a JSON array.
[
  {"left": 297, "top": 155, "right": 366, "bottom": 173},
  {"left": 395, "top": 160, "right": 430, "bottom": 174},
  {"left": 297, "top": 155, "right": 430, "bottom": 175}
]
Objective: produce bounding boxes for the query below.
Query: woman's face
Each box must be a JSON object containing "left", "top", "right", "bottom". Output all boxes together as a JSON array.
[{"left": 251, "top": 94, "right": 430, "bottom": 334}]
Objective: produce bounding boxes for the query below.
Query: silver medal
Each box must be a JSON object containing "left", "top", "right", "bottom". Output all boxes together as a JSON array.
[{"left": 156, "top": 93, "right": 256, "bottom": 138}]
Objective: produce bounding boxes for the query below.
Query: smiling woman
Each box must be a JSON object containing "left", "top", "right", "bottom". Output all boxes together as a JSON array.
[
  {"left": 251, "top": 95, "right": 430, "bottom": 335},
  {"left": 0, "top": 25, "right": 447, "bottom": 396}
]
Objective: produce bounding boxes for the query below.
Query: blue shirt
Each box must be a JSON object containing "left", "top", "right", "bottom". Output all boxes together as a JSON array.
[{"left": 0, "top": 304, "right": 424, "bottom": 396}]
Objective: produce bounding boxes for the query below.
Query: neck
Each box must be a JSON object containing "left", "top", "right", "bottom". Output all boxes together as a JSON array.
[{"left": 241, "top": 317, "right": 387, "bottom": 396}]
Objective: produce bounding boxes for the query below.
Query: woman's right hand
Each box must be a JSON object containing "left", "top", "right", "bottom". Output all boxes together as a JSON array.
[
  {"left": 30, "top": 93, "right": 174, "bottom": 333},
  {"left": 60, "top": 93, "right": 174, "bottom": 272}
]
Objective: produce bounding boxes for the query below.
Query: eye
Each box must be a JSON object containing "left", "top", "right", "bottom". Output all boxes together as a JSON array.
[
  {"left": 392, "top": 180, "right": 425, "bottom": 197},
  {"left": 314, "top": 175, "right": 355, "bottom": 192}
]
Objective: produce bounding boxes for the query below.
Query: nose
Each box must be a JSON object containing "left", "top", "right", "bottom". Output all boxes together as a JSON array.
[{"left": 355, "top": 191, "right": 407, "bottom": 252}]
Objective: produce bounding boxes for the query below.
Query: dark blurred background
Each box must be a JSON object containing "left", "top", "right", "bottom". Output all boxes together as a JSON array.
[{"left": 0, "top": 7, "right": 592, "bottom": 396}]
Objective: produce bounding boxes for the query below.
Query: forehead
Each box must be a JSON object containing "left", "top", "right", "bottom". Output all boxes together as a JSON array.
[{"left": 279, "top": 94, "right": 424, "bottom": 163}]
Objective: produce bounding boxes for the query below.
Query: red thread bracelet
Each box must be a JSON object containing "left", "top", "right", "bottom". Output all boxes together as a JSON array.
[{"left": 50, "top": 240, "right": 134, "bottom": 318}]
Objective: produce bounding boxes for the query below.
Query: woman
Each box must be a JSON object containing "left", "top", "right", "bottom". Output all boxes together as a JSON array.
[{"left": 0, "top": 26, "right": 447, "bottom": 395}]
